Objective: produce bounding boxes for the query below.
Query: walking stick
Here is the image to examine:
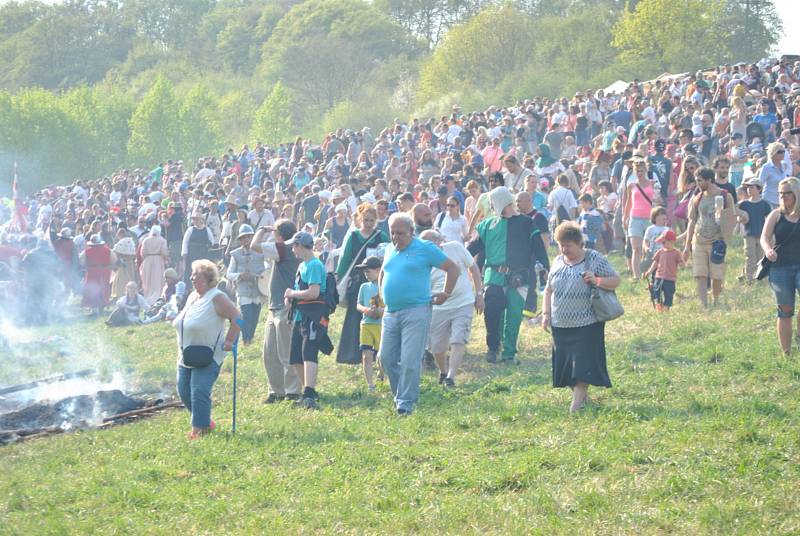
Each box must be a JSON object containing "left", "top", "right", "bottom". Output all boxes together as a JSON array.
[{"left": 232, "top": 318, "right": 244, "bottom": 434}]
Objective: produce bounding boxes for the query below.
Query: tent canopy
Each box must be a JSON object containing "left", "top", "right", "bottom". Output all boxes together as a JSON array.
[{"left": 604, "top": 80, "right": 628, "bottom": 94}]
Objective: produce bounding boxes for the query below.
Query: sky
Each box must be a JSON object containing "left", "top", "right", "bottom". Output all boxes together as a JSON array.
[{"left": 774, "top": 0, "right": 800, "bottom": 55}]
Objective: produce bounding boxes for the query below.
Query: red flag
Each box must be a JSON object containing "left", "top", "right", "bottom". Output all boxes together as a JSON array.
[{"left": 10, "top": 162, "right": 27, "bottom": 233}]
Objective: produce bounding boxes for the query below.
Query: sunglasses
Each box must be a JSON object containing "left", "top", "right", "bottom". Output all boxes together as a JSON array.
[
  {"left": 779, "top": 191, "right": 794, "bottom": 197},
  {"left": 447, "top": 203, "right": 458, "bottom": 207}
]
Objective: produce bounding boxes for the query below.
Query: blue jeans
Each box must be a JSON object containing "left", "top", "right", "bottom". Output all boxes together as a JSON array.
[
  {"left": 379, "top": 304, "right": 432, "bottom": 413},
  {"left": 769, "top": 265, "right": 800, "bottom": 318},
  {"left": 177, "top": 361, "right": 221, "bottom": 428},
  {"left": 240, "top": 303, "right": 262, "bottom": 343}
]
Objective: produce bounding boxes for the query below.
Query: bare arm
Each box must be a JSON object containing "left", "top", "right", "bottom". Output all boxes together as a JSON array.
[
  {"left": 761, "top": 209, "right": 780, "bottom": 259},
  {"left": 469, "top": 261, "right": 485, "bottom": 314},
  {"left": 212, "top": 293, "right": 242, "bottom": 351}
]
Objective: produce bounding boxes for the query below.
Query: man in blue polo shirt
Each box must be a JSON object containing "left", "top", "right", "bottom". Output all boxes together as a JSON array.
[{"left": 379, "top": 213, "right": 460, "bottom": 415}]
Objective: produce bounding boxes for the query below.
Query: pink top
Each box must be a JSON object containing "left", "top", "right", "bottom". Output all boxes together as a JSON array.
[
  {"left": 653, "top": 248, "right": 682, "bottom": 281},
  {"left": 630, "top": 182, "right": 655, "bottom": 219}
]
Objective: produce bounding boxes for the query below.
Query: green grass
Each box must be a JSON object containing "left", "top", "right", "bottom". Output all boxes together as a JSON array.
[{"left": 1, "top": 241, "right": 800, "bottom": 535}]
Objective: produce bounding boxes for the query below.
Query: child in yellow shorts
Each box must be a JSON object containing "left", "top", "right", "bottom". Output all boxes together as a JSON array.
[{"left": 355, "top": 256, "right": 384, "bottom": 391}]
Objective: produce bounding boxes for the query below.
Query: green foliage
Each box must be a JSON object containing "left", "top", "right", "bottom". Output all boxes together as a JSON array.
[
  {"left": 127, "top": 75, "right": 181, "bottom": 166},
  {"left": 613, "top": 0, "right": 730, "bottom": 73},
  {"left": 250, "top": 82, "right": 293, "bottom": 146},
  {"left": 0, "top": 0, "right": 782, "bottom": 187},
  {"left": 417, "top": 3, "right": 535, "bottom": 104},
  {"left": 178, "top": 85, "right": 222, "bottom": 162}
]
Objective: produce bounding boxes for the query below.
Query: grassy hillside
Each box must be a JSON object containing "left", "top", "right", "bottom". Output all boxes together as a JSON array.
[{"left": 1, "top": 244, "right": 798, "bottom": 534}]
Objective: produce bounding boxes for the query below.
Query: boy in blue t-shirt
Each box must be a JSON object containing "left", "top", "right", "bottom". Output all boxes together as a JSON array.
[
  {"left": 285, "top": 231, "right": 329, "bottom": 409},
  {"left": 355, "top": 256, "right": 384, "bottom": 391},
  {"left": 737, "top": 177, "right": 773, "bottom": 282}
]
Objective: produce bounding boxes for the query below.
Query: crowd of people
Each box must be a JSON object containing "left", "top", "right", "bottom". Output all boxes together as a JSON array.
[{"left": 4, "top": 55, "right": 800, "bottom": 432}]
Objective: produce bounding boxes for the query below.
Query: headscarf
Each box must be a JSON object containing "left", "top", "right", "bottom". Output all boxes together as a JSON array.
[
  {"left": 536, "top": 143, "right": 557, "bottom": 168},
  {"left": 149, "top": 225, "right": 161, "bottom": 237},
  {"left": 489, "top": 187, "right": 515, "bottom": 218}
]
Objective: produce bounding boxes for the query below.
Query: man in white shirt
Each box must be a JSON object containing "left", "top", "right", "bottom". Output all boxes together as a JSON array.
[
  {"left": 547, "top": 174, "right": 578, "bottom": 222},
  {"left": 420, "top": 230, "right": 484, "bottom": 388},
  {"left": 248, "top": 197, "right": 275, "bottom": 229}
]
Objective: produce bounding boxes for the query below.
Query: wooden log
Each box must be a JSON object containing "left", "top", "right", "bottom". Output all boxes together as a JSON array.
[
  {"left": 0, "top": 369, "right": 96, "bottom": 396},
  {"left": 101, "top": 400, "right": 184, "bottom": 422}
]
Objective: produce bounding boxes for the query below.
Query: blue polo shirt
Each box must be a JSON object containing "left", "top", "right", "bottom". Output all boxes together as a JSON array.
[{"left": 381, "top": 238, "right": 448, "bottom": 312}]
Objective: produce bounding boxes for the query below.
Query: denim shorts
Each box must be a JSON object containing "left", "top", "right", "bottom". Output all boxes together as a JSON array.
[
  {"left": 627, "top": 217, "right": 649, "bottom": 238},
  {"left": 768, "top": 264, "right": 800, "bottom": 318}
]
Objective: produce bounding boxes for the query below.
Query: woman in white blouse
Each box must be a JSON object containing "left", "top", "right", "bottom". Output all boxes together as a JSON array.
[{"left": 435, "top": 196, "right": 469, "bottom": 244}]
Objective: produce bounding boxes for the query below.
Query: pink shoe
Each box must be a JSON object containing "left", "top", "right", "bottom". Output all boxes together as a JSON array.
[
  {"left": 209, "top": 419, "right": 216, "bottom": 432},
  {"left": 188, "top": 430, "right": 200, "bottom": 440}
]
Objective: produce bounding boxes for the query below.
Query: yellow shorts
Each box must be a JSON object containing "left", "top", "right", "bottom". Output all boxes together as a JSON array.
[
  {"left": 692, "top": 240, "right": 726, "bottom": 280},
  {"left": 359, "top": 323, "right": 381, "bottom": 352}
]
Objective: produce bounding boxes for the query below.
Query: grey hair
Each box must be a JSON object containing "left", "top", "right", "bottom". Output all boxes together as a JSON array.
[
  {"left": 419, "top": 229, "right": 442, "bottom": 243},
  {"left": 388, "top": 212, "right": 414, "bottom": 232}
]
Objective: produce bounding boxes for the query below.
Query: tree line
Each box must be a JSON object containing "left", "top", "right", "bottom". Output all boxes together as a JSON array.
[{"left": 0, "top": 0, "right": 781, "bottom": 191}]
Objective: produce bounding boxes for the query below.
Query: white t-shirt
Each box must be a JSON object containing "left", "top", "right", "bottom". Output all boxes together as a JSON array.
[
  {"left": 547, "top": 187, "right": 578, "bottom": 216},
  {"left": 436, "top": 213, "right": 468, "bottom": 244},
  {"left": 431, "top": 241, "right": 475, "bottom": 311}
]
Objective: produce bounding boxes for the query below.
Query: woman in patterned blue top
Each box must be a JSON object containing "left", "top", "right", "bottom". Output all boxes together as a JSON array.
[{"left": 542, "top": 222, "right": 620, "bottom": 412}]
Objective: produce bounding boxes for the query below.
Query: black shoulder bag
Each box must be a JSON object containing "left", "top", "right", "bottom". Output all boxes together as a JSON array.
[
  {"left": 756, "top": 216, "right": 800, "bottom": 280},
  {"left": 180, "top": 307, "right": 223, "bottom": 368}
]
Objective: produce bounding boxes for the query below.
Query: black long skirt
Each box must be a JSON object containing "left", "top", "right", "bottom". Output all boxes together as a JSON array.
[
  {"left": 335, "top": 297, "right": 363, "bottom": 365},
  {"left": 551, "top": 322, "right": 611, "bottom": 388}
]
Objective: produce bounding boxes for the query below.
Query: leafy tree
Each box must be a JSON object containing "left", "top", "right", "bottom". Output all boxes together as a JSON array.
[
  {"left": 178, "top": 85, "right": 222, "bottom": 162},
  {"left": 218, "top": 90, "right": 257, "bottom": 144},
  {"left": 127, "top": 75, "right": 181, "bottom": 166},
  {"left": 417, "top": 3, "right": 534, "bottom": 103},
  {"left": 375, "top": 0, "right": 481, "bottom": 49},
  {"left": 250, "top": 82, "right": 293, "bottom": 146},
  {"left": 612, "top": 0, "right": 730, "bottom": 73}
]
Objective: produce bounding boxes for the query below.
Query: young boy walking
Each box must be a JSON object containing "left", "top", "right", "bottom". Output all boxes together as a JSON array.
[
  {"left": 737, "top": 177, "right": 772, "bottom": 282},
  {"left": 355, "top": 256, "right": 384, "bottom": 391},
  {"left": 643, "top": 229, "right": 685, "bottom": 311}
]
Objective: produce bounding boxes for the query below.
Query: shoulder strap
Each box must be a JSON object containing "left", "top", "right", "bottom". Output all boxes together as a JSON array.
[
  {"left": 635, "top": 183, "right": 653, "bottom": 206},
  {"left": 341, "top": 229, "right": 378, "bottom": 281},
  {"left": 436, "top": 211, "right": 446, "bottom": 229}
]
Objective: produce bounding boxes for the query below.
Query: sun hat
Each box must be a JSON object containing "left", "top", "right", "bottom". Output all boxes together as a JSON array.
[{"left": 237, "top": 224, "right": 255, "bottom": 239}]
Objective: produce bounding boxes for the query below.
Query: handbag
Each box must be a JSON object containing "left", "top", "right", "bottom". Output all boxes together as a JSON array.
[
  {"left": 336, "top": 230, "right": 378, "bottom": 307},
  {"left": 587, "top": 251, "right": 624, "bottom": 322},
  {"left": 755, "top": 216, "right": 800, "bottom": 280},
  {"left": 180, "top": 312, "right": 222, "bottom": 368}
]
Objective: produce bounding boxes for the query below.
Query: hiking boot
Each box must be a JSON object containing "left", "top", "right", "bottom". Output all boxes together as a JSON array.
[
  {"left": 301, "top": 396, "right": 319, "bottom": 410},
  {"left": 438, "top": 372, "right": 447, "bottom": 384},
  {"left": 485, "top": 349, "right": 498, "bottom": 363},
  {"left": 263, "top": 393, "right": 284, "bottom": 404},
  {"left": 443, "top": 377, "right": 455, "bottom": 389},
  {"left": 285, "top": 393, "right": 301, "bottom": 401}
]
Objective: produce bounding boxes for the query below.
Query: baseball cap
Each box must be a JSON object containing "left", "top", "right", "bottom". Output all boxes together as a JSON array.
[
  {"left": 286, "top": 231, "right": 314, "bottom": 248},
  {"left": 655, "top": 229, "right": 677, "bottom": 243},
  {"left": 356, "top": 256, "right": 382, "bottom": 270}
]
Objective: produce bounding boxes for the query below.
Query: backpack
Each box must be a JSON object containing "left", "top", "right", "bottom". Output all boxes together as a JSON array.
[
  {"left": 323, "top": 272, "right": 339, "bottom": 314},
  {"left": 556, "top": 204, "right": 571, "bottom": 223}
]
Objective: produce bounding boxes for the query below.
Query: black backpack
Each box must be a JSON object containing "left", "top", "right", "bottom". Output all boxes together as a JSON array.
[{"left": 323, "top": 272, "right": 339, "bottom": 314}]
